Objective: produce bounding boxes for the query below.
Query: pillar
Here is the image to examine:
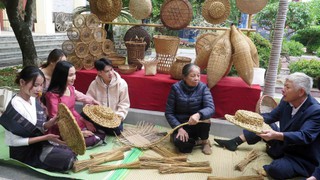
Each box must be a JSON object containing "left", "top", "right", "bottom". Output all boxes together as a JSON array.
[{"left": 34, "top": 0, "right": 55, "bottom": 34}]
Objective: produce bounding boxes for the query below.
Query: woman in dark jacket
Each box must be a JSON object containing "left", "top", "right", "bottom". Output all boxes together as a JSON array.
[{"left": 165, "top": 63, "right": 215, "bottom": 155}]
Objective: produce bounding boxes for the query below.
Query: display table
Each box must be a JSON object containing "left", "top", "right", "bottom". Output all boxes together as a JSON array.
[{"left": 74, "top": 69, "right": 261, "bottom": 118}]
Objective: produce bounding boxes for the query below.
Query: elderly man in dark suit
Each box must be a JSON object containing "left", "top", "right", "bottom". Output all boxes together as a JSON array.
[{"left": 214, "top": 72, "right": 320, "bottom": 179}]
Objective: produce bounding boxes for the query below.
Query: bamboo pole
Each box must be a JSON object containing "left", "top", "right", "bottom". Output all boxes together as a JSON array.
[
  {"left": 139, "top": 155, "right": 188, "bottom": 162},
  {"left": 159, "top": 165, "right": 212, "bottom": 174},
  {"left": 246, "top": 14, "right": 253, "bottom": 36},
  {"left": 140, "top": 161, "right": 210, "bottom": 169},
  {"left": 89, "top": 161, "right": 141, "bottom": 173},
  {"left": 103, "top": 22, "right": 256, "bottom": 32}
]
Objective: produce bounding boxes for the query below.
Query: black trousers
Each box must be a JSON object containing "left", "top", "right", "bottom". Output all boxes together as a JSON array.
[{"left": 171, "top": 122, "right": 211, "bottom": 153}]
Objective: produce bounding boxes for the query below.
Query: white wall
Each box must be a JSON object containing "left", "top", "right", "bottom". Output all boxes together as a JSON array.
[{"left": 52, "top": 0, "right": 74, "bottom": 13}]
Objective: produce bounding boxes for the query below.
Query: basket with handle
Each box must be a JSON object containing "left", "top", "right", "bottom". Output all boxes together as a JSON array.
[{"left": 125, "top": 39, "right": 146, "bottom": 70}]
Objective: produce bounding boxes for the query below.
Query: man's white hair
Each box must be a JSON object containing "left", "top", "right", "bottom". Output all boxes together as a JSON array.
[{"left": 286, "top": 72, "right": 313, "bottom": 95}]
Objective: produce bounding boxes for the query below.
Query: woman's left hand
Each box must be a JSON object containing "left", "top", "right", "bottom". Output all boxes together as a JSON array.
[{"left": 188, "top": 113, "right": 200, "bottom": 125}]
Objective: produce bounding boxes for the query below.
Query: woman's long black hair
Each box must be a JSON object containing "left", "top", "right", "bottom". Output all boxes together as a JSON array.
[{"left": 47, "top": 61, "right": 73, "bottom": 97}]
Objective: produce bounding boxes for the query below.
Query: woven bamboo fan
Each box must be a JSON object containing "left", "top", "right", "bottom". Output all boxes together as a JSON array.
[
  {"left": 73, "top": 14, "right": 86, "bottom": 28},
  {"left": 93, "top": 28, "right": 106, "bottom": 42},
  {"left": 83, "top": 54, "right": 95, "bottom": 70},
  {"left": 102, "top": 39, "right": 115, "bottom": 54},
  {"left": 62, "top": 40, "right": 75, "bottom": 55},
  {"left": 83, "top": 105, "right": 121, "bottom": 128},
  {"left": 80, "top": 27, "right": 93, "bottom": 43},
  {"left": 57, "top": 103, "right": 86, "bottom": 155},
  {"left": 160, "top": 0, "right": 193, "bottom": 30},
  {"left": 75, "top": 42, "right": 89, "bottom": 58},
  {"left": 236, "top": 0, "right": 268, "bottom": 14},
  {"left": 124, "top": 26, "right": 150, "bottom": 50},
  {"left": 67, "top": 27, "right": 80, "bottom": 41},
  {"left": 89, "top": 41, "right": 102, "bottom": 56},
  {"left": 67, "top": 55, "right": 83, "bottom": 71},
  {"left": 86, "top": 13, "right": 100, "bottom": 29},
  {"left": 255, "top": 95, "right": 278, "bottom": 114},
  {"left": 129, "top": 0, "right": 152, "bottom": 20}
]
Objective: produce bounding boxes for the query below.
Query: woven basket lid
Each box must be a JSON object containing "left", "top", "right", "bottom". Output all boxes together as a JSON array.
[
  {"left": 86, "top": 13, "right": 101, "bottom": 29},
  {"left": 195, "top": 32, "right": 220, "bottom": 55},
  {"left": 89, "top": 41, "right": 102, "bottom": 56},
  {"left": 160, "top": 0, "right": 193, "bottom": 30},
  {"left": 102, "top": 39, "right": 115, "bottom": 54},
  {"left": 83, "top": 105, "right": 121, "bottom": 128},
  {"left": 73, "top": 14, "right": 86, "bottom": 28},
  {"left": 236, "top": 0, "right": 268, "bottom": 14},
  {"left": 67, "top": 27, "right": 80, "bottom": 41},
  {"left": 80, "top": 27, "right": 93, "bottom": 43},
  {"left": 57, "top": 103, "right": 86, "bottom": 155},
  {"left": 93, "top": 28, "right": 106, "bottom": 42},
  {"left": 129, "top": 0, "right": 152, "bottom": 20},
  {"left": 75, "top": 42, "right": 89, "bottom": 58},
  {"left": 83, "top": 54, "right": 95, "bottom": 70},
  {"left": 67, "top": 55, "right": 83, "bottom": 71},
  {"left": 255, "top": 95, "right": 277, "bottom": 114},
  {"left": 124, "top": 26, "right": 150, "bottom": 51},
  {"left": 62, "top": 40, "right": 75, "bottom": 55},
  {"left": 202, "top": 0, "right": 230, "bottom": 24},
  {"left": 90, "top": 0, "right": 122, "bottom": 22}
]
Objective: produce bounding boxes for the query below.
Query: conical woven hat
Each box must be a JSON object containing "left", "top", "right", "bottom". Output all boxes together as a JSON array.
[
  {"left": 83, "top": 105, "right": 121, "bottom": 128},
  {"left": 236, "top": 0, "right": 268, "bottom": 14},
  {"left": 57, "top": 103, "right": 86, "bottom": 155},
  {"left": 202, "top": 0, "right": 230, "bottom": 24},
  {"left": 129, "top": 0, "right": 152, "bottom": 20},
  {"left": 225, "top": 110, "right": 272, "bottom": 134}
]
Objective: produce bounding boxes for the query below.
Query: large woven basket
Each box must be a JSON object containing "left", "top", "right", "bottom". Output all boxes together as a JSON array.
[
  {"left": 125, "top": 41, "right": 146, "bottom": 70},
  {"left": 160, "top": 0, "right": 193, "bottom": 30},
  {"left": 75, "top": 42, "right": 89, "bottom": 58},
  {"left": 236, "top": 0, "right": 268, "bottom": 14},
  {"left": 255, "top": 95, "right": 278, "bottom": 114},
  {"left": 67, "top": 55, "right": 83, "bottom": 71},
  {"left": 67, "top": 27, "right": 80, "bottom": 41},
  {"left": 169, "top": 56, "right": 191, "bottom": 80},
  {"left": 124, "top": 26, "right": 150, "bottom": 50},
  {"left": 62, "top": 40, "right": 75, "bottom": 55}
]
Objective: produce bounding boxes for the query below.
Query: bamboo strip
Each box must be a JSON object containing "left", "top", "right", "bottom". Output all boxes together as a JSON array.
[
  {"left": 207, "top": 175, "right": 264, "bottom": 180},
  {"left": 235, "top": 149, "right": 260, "bottom": 171},
  {"left": 89, "top": 145, "right": 131, "bottom": 159},
  {"left": 89, "top": 161, "right": 141, "bottom": 173},
  {"left": 103, "top": 22, "right": 256, "bottom": 32},
  {"left": 151, "top": 145, "right": 179, "bottom": 157},
  {"left": 159, "top": 165, "right": 212, "bottom": 174},
  {"left": 73, "top": 151, "right": 124, "bottom": 172},
  {"left": 140, "top": 161, "right": 210, "bottom": 169},
  {"left": 139, "top": 155, "right": 188, "bottom": 162}
]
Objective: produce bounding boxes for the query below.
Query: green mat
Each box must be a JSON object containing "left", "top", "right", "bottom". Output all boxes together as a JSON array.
[{"left": 0, "top": 126, "right": 143, "bottom": 180}]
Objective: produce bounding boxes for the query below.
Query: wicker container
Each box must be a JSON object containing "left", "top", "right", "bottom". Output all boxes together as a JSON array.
[
  {"left": 108, "top": 56, "right": 126, "bottom": 68},
  {"left": 124, "top": 26, "right": 150, "bottom": 50},
  {"left": 255, "top": 95, "right": 277, "bottom": 114},
  {"left": 118, "top": 64, "right": 137, "bottom": 74},
  {"left": 125, "top": 41, "right": 146, "bottom": 70},
  {"left": 169, "top": 56, "right": 191, "bottom": 80}
]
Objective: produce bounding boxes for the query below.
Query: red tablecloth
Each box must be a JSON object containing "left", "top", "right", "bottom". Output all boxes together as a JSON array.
[{"left": 74, "top": 69, "right": 261, "bottom": 118}]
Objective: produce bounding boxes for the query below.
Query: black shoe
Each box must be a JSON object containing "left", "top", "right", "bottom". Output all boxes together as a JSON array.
[{"left": 214, "top": 138, "right": 238, "bottom": 151}]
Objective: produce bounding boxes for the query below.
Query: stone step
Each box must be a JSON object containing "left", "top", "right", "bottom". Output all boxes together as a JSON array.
[{"left": 0, "top": 41, "right": 64, "bottom": 52}]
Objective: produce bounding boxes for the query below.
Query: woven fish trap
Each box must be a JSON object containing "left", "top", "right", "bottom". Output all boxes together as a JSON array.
[
  {"left": 62, "top": 40, "right": 75, "bottom": 55},
  {"left": 255, "top": 95, "right": 278, "bottom": 114},
  {"left": 67, "top": 27, "right": 80, "bottom": 41},
  {"left": 67, "top": 55, "right": 83, "bottom": 71},
  {"left": 156, "top": 54, "right": 176, "bottom": 74},
  {"left": 102, "top": 39, "right": 115, "bottom": 54},
  {"left": 89, "top": 41, "right": 102, "bottom": 56},
  {"left": 232, "top": 51, "right": 254, "bottom": 86},
  {"left": 125, "top": 41, "right": 146, "bottom": 70},
  {"left": 129, "top": 0, "right": 152, "bottom": 20},
  {"left": 83, "top": 105, "right": 121, "bottom": 128},
  {"left": 124, "top": 26, "right": 150, "bottom": 50},
  {"left": 238, "top": 29, "right": 259, "bottom": 68},
  {"left": 160, "top": 0, "right": 193, "bottom": 30},
  {"left": 75, "top": 42, "right": 89, "bottom": 58},
  {"left": 195, "top": 32, "right": 220, "bottom": 55},
  {"left": 83, "top": 54, "right": 95, "bottom": 70},
  {"left": 170, "top": 56, "right": 191, "bottom": 80},
  {"left": 73, "top": 14, "right": 86, "bottom": 28},
  {"left": 80, "top": 27, "right": 93, "bottom": 43},
  {"left": 153, "top": 35, "right": 180, "bottom": 55},
  {"left": 93, "top": 28, "right": 106, "bottom": 42},
  {"left": 236, "top": 0, "right": 268, "bottom": 14},
  {"left": 231, "top": 25, "right": 251, "bottom": 53},
  {"left": 138, "top": 58, "right": 159, "bottom": 76},
  {"left": 57, "top": 103, "right": 86, "bottom": 155},
  {"left": 207, "top": 30, "right": 232, "bottom": 88},
  {"left": 86, "top": 13, "right": 100, "bottom": 29}
]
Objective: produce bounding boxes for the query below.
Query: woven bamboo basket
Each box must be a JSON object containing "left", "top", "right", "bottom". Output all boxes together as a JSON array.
[
  {"left": 138, "top": 58, "right": 159, "bottom": 76},
  {"left": 93, "top": 28, "right": 106, "bottom": 42},
  {"left": 67, "top": 27, "right": 80, "bottom": 41},
  {"left": 102, "top": 39, "right": 115, "bottom": 54},
  {"left": 238, "top": 29, "right": 259, "bottom": 67},
  {"left": 207, "top": 29, "right": 232, "bottom": 88},
  {"left": 232, "top": 51, "right": 254, "bottom": 86},
  {"left": 75, "top": 42, "right": 89, "bottom": 58},
  {"left": 80, "top": 27, "right": 93, "bottom": 43},
  {"left": 129, "top": 0, "right": 152, "bottom": 20},
  {"left": 73, "top": 14, "right": 86, "bottom": 28},
  {"left": 255, "top": 95, "right": 278, "bottom": 114},
  {"left": 83, "top": 54, "right": 95, "bottom": 70},
  {"left": 124, "top": 26, "right": 151, "bottom": 51},
  {"left": 67, "top": 55, "right": 83, "bottom": 71},
  {"left": 62, "top": 40, "right": 75, "bottom": 55},
  {"left": 85, "top": 13, "right": 100, "bottom": 29},
  {"left": 89, "top": 41, "right": 102, "bottom": 56},
  {"left": 236, "top": 0, "right": 268, "bottom": 14},
  {"left": 169, "top": 56, "right": 191, "bottom": 80},
  {"left": 125, "top": 40, "right": 146, "bottom": 70},
  {"left": 108, "top": 56, "right": 126, "bottom": 68},
  {"left": 195, "top": 32, "right": 220, "bottom": 55},
  {"left": 118, "top": 64, "right": 138, "bottom": 74},
  {"left": 160, "top": 0, "right": 193, "bottom": 30}
]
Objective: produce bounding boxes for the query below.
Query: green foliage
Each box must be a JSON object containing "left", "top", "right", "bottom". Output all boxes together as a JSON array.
[
  {"left": 291, "top": 26, "right": 320, "bottom": 53},
  {"left": 282, "top": 40, "right": 304, "bottom": 57},
  {"left": 289, "top": 59, "right": 320, "bottom": 88},
  {"left": 309, "top": 0, "right": 320, "bottom": 25},
  {"left": 0, "top": 66, "right": 21, "bottom": 89},
  {"left": 316, "top": 47, "right": 320, "bottom": 57}
]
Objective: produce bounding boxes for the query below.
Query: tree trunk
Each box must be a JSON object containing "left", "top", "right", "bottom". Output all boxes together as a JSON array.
[
  {"left": 263, "top": 0, "right": 289, "bottom": 97},
  {"left": 6, "top": 0, "right": 37, "bottom": 67}
]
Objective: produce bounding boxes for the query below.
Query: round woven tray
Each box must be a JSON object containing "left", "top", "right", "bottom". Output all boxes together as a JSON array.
[
  {"left": 124, "top": 26, "right": 150, "bottom": 51},
  {"left": 85, "top": 13, "right": 100, "bottom": 29},
  {"left": 75, "top": 42, "right": 89, "bottom": 58},
  {"left": 93, "top": 28, "right": 106, "bottom": 42},
  {"left": 83, "top": 54, "right": 95, "bottom": 70},
  {"left": 80, "top": 27, "right": 93, "bottom": 43},
  {"left": 62, "top": 40, "right": 75, "bottom": 55},
  {"left": 160, "top": 0, "right": 193, "bottom": 30},
  {"left": 67, "top": 27, "right": 80, "bottom": 41},
  {"left": 57, "top": 103, "right": 86, "bottom": 155},
  {"left": 83, "top": 105, "right": 121, "bottom": 128},
  {"left": 102, "top": 39, "right": 115, "bottom": 54},
  {"left": 89, "top": 41, "right": 102, "bottom": 56},
  {"left": 67, "top": 55, "right": 83, "bottom": 71},
  {"left": 236, "top": 0, "right": 268, "bottom": 14},
  {"left": 73, "top": 14, "right": 86, "bottom": 28},
  {"left": 255, "top": 95, "right": 278, "bottom": 114}
]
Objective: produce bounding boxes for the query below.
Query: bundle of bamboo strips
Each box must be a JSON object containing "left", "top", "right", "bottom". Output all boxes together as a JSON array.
[
  {"left": 151, "top": 145, "right": 180, "bottom": 157},
  {"left": 159, "top": 166, "right": 212, "bottom": 174},
  {"left": 207, "top": 175, "right": 264, "bottom": 180},
  {"left": 140, "top": 161, "right": 210, "bottom": 169},
  {"left": 139, "top": 155, "right": 188, "bottom": 162},
  {"left": 89, "top": 145, "right": 131, "bottom": 159},
  {"left": 73, "top": 151, "right": 124, "bottom": 172},
  {"left": 89, "top": 161, "right": 141, "bottom": 173},
  {"left": 235, "top": 149, "right": 260, "bottom": 171}
]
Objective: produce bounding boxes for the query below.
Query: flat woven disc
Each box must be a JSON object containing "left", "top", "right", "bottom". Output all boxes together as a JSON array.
[
  {"left": 86, "top": 13, "right": 101, "bottom": 29},
  {"left": 83, "top": 54, "right": 95, "bottom": 70},
  {"left": 89, "top": 41, "right": 102, "bottom": 56},
  {"left": 75, "top": 42, "right": 89, "bottom": 58},
  {"left": 67, "top": 27, "right": 80, "bottom": 41},
  {"left": 80, "top": 27, "right": 93, "bottom": 43},
  {"left": 67, "top": 55, "right": 83, "bottom": 71},
  {"left": 93, "top": 28, "right": 106, "bottom": 42},
  {"left": 73, "top": 14, "right": 86, "bottom": 28},
  {"left": 62, "top": 40, "right": 75, "bottom": 55}
]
